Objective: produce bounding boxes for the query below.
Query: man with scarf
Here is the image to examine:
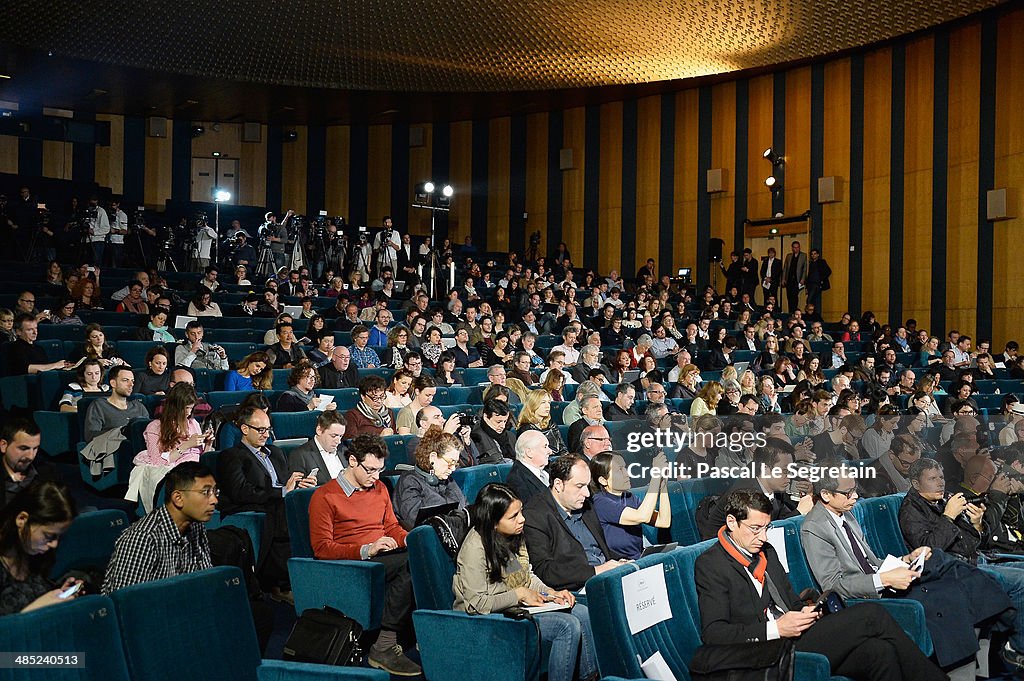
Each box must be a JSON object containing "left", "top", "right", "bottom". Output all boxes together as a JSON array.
[
  {"left": 694, "top": 489, "right": 946, "bottom": 681},
  {"left": 344, "top": 375, "right": 396, "bottom": 437}
]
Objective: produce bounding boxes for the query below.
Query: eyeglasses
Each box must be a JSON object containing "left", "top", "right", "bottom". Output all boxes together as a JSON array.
[
  {"left": 739, "top": 521, "right": 773, "bottom": 535},
  {"left": 182, "top": 487, "right": 220, "bottom": 498},
  {"left": 831, "top": 488, "right": 859, "bottom": 499},
  {"left": 242, "top": 423, "right": 271, "bottom": 434},
  {"left": 956, "top": 409, "right": 977, "bottom": 416},
  {"left": 366, "top": 390, "right": 386, "bottom": 401},
  {"left": 19, "top": 298, "right": 34, "bottom": 304},
  {"left": 586, "top": 435, "right": 612, "bottom": 442},
  {"left": 358, "top": 462, "right": 385, "bottom": 476}
]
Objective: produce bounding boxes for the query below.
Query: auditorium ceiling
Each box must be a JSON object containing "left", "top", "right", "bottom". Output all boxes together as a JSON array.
[{"left": 0, "top": 0, "right": 1008, "bottom": 123}]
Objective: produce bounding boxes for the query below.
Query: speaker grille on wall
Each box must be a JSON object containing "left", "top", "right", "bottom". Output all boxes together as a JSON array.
[
  {"left": 987, "top": 188, "right": 1011, "bottom": 221},
  {"left": 559, "top": 148, "right": 574, "bottom": 171},
  {"left": 707, "top": 168, "right": 726, "bottom": 193},
  {"left": 709, "top": 238, "right": 725, "bottom": 263},
  {"left": 147, "top": 117, "right": 167, "bottom": 138},
  {"left": 409, "top": 126, "right": 425, "bottom": 147},
  {"left": 242, "top": 122, "right": 262, "bottom": 143},
  {"left": 818, "top": 176, "right": 840, "bottom": 203}
]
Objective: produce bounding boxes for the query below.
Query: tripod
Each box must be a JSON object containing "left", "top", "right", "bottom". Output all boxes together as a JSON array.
[
  {"left": 253, "top": 237, "right": 276, "bottom": 281},
  {"left": 412, "top": 203, "right": 451, "bottom": 300}
]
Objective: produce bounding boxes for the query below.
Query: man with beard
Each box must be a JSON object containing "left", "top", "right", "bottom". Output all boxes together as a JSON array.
[{"left": 0, "top": 418, "right": 58, "bottom": 510}]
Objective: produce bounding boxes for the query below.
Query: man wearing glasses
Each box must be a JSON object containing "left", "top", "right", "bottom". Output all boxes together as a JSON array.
[
  {"left": 309, "top": 434, "right": 421, "bottom": 677},
  {"left": 219, "top": 406, "right": 314, "bottom": 605},
  {"left": 103, "top": 462, "right": 218, "bottom": 593},
  {"left": 694, "top": 488, "right": 947, "bottom": 681}
]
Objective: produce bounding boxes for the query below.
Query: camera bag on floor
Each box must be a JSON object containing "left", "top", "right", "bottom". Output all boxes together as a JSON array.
[{"left": 282, "top": 606, "right": 363, "bottom": 666}]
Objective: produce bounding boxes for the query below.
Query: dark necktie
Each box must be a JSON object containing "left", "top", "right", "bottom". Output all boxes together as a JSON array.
[{"left": 842, "top": 521, "right": 875, "bottom": 574}]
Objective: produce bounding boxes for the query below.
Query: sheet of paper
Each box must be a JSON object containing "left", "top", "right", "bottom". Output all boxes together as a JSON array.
[
  {"left": 174, "top": 315, "right": 197, "bottom": 329},
  {"left": 640, "top": 651, "right": 677, "bottom": 681},
  {"left": 877, "top": 554, "right": 907, "bottom": 574},
  {"left": 316, "top": 394, "right": 335, "bottom": 408},
  {"left": 622, "top": 564, "right": 672, "bottom": 635},
  {"left": 523, "top": 602, "right": 570, "bottom": 615},
  {"left": 766, "top": 526, "right": 789, "bottom": 573}
]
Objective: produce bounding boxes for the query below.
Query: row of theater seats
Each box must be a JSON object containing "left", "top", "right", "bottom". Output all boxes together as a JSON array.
[
  {"left": 585, "top": 494, "right": 928, "bottom": 681},
  {"left": 0, "top": 565, "right": 389, "bottom": 681}
]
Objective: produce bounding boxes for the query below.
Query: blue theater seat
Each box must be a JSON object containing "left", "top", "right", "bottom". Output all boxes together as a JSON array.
[
  {"left": 256, "top": 660, "right": 388, "bottom": 681},
  {"left": 50, "top": 509, "right": 129, "bottom": 579}
]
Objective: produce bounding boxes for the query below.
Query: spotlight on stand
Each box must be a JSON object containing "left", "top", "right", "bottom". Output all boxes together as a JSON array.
[
  {"left": 213, "top": 188, "right": 231, "bottom": 203},
  {"left": 412, "top": 180, "right": 454, "bottom": 298},
  {"left": 764, "top": 175, "right": 782, "bottom": 192},
  {"left": 438, "top": 184, "right": 453, "bottom": 208},
  {"left": 762, "top": 147, "right": 784, "bottom": 166}
]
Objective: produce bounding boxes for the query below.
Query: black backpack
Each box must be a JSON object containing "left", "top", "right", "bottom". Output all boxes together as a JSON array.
[
  {"left": 283, "top": 606, "right": 363, "bottom": 666},
  {"left": 695, "top": 494, "right": 722, "bottom": 541},
  {"left": 207, "top": 525, "right": 261, "bottom": 600},
  {"left": 425, "top": 507, "right": 471, "bottom": 559}
]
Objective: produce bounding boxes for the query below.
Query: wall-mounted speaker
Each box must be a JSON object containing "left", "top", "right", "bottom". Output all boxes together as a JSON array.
[
  {"left": 987, "top": 188, "right": 1012, "bottom": 221},
  {"left": 147, "top": 117, "right": 167, "bottom": 138},
  {"left": 409, "top": 126, "right": 425, "bottom": 147},
  {"left": 559, "top": 148, "right": 574, "bottom": 171},
  {"left": 818, "top": 176, "right": 841, "bottom": 203},
  {"left": 242, "top": 122, "right": 262, "bottom": 143},
  {"left": 707, "top": 168, "right": 726, "bottom": 193}
]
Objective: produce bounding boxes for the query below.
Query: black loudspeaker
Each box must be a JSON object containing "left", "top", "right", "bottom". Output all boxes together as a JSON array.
[{"left": 708, "top": 238, "right": 725, "bottom": 263}]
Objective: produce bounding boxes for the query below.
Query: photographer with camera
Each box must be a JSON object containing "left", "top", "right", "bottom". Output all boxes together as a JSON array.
[
  {"left": 373, "top": 215, "right": 401, "bottom": 277},
  {"left": 85, "top": 195, "right": 110, "bottom": 266},
  {"left": 956, "top": 451, "right": 1024, "bottom": 554},
  {"left": 264, "top": 209, "right": 293, "bottom": 271}
]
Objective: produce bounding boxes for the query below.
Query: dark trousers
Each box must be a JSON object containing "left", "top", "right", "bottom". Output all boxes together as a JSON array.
[
  {"left": 796, "top": 603, "right": 946, "bottom": 681},
  {"left": 806, "top": 283, "right": 823, "bottom": 309},
  {"left": 371, "top": 549, "right": 415, "bottom": 634},
  {"left": 784, "top": 282, "right": 801, "bottom": 314},
  {"left": 241, "top": 501, "right": 291, "bottom": 590}
]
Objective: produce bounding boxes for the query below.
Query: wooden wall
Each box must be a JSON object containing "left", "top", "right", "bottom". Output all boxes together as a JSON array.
[{"left": 1, "top": 8, "right": 1023, "bottom": 342}]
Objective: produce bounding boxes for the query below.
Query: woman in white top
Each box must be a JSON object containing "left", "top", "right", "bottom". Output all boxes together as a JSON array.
[
  {"left": 384, "top": 368, "right": 414, "bottom": 409},
  {"left": 186, "top": 286, "right": 223, "bottom": 317}
]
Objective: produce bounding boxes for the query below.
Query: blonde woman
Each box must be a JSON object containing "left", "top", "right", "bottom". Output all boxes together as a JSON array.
[
  {"left": 738, "top": 369, "right": 758, "bottom": 396},
  {"left": 516, "top": 389, "right": 568, "bottom": 456},
  {"left": 689, "top": 381, "right": 723, "bottom": 417}
]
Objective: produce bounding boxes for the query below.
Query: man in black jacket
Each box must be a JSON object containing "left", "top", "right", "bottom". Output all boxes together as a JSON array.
[
  {"left": 287, "top": 410, "right": 347, "bottom": 487},
  {"left": 218, "top": 406, "right": 315, "bottom": 603},
  {"left": 694, "top": 489, "right": 946, "bottom": 681},
  {"left": 0, "top": 418, "right": 58, "bottom": 510},
  {"left": 523, "top": 454, "right": 627, "bottom": 591},
  {"left": 318, "top": 346, "right": 360, "bottom": 389},
  {"left": 505, "top": 430, "right": 551, "bottom": 505},
  {"left": 900, "top": 457, "right": 1024, "bottom": 668}
]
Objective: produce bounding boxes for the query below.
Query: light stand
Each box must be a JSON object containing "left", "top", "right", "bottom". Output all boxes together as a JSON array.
[
  {"left": 213, "top": 189, "right": 231, "bottom": 271},
  {"left": 412, "top": 181, "right": 453, "bottom": 300}
]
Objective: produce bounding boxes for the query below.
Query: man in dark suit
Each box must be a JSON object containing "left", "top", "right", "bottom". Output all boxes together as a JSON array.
[
  {"left": 218, "top": 405, "right": 316, "bottom": 603},
  {"left": 780, "top": 240, "right": 808, "bottom": 314},
  {"left": 759, "top": 247, "right": 783, "bottom": 307},
  {"left": 287, "top": 410, "right": 347, "bottom": 487},
  {"left": 698, "top": 439, "right": 810, "bottom": 540},
  {"left": 694, "top": 489, "right": 947, "bottom": 681},
  {"left": 858, "top": 435, "right": 919, "bottom": 498},
  {"left": 523, "top": 454, "right": 627, "bottom": 591},
  {"left": 505, "top": 430, "right": 552, "bottom": 505}
]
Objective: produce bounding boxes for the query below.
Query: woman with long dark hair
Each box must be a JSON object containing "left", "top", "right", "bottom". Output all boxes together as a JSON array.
[
  {"left": 453, "top": 483, "right": 597, "bottom": 681},
  {"left": 127, "top": 383, "right": 213, "bottom": 512},
  {"left": 0, "top": 480, "right": 82, "bottom": 615},
  {"left": 225, "top": 351, "right": 273, "bottom": 391}
]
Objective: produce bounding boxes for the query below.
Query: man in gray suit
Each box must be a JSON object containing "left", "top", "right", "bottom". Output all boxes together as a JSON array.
[
  {"left": 287, "top": 410, "right": 347, "bottom": 486},
  {"left": 781, "top": 240, "right": 808, "bottom": 314},
  {"left": 800, "top": 470, "right": 926, "bottom": 599}
]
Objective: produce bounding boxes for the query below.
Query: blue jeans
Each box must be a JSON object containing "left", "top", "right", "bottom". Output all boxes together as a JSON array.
[
  {"left": 534, "top": 603, "right": 596, "bottom": 681},
  {"left": 978, "top": 561, "right": 1024, "bottom": 652}
]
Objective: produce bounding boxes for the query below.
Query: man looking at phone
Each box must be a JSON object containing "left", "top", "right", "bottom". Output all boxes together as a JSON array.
[
  {"left": 694, "top": 489, "right": 947, "bottom": 681},
  {"left": 308, "top": 434, "right": 421, "bottom": 676},
  {"left": 218, "top": 406, "right": 315, "bottom": 605},
  {"left": 174, "top": 321, "right": 229, "bottom": 371},
  {"left": 287, "top": 410, "right": 347, "bottom": 487}
]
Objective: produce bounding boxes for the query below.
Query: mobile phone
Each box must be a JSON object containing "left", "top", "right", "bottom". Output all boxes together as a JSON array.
[
  {"left": 42, "top": 309, "right": 50, "bottom": 316},
  {"left": 308, "top": 468, "right": 319, "bottom": 479},
  {"left": 58, "top": 582, "right": 83, "bottom": 599}
]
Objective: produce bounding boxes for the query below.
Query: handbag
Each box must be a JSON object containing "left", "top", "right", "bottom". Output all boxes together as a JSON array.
[
  {"left": 689, "top": 638, "right": 795, "bottom": 681},
  {"left": 282, "top": 606, "right": 363, "bottom": 666}
]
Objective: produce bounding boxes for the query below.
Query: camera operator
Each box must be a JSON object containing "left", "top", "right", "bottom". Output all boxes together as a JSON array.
[
  {"left": 107, "top": 199, "right": 129, "bottom": 267},
  {"left": 352, "top": 231, "right": 373, "bottom": 282},
  {"left": 265, "top": 209, "right": 294, "bottom": 271},
  {"left": 958, "top": 448, "right": 1024, "bottom": 553},
  {"left": 193, "top": 214, "right": 218, "bottom": 270},
  {"left": 86, "top": 194, "right": 111, "bottom": 265},
  {"left": 373, "top": 215, "right": 400, "bottom": 276}
]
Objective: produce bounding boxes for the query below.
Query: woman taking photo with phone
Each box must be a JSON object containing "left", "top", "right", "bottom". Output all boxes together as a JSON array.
[{"left": 453, "top": 483, "right": 597, "bottom": 681}]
